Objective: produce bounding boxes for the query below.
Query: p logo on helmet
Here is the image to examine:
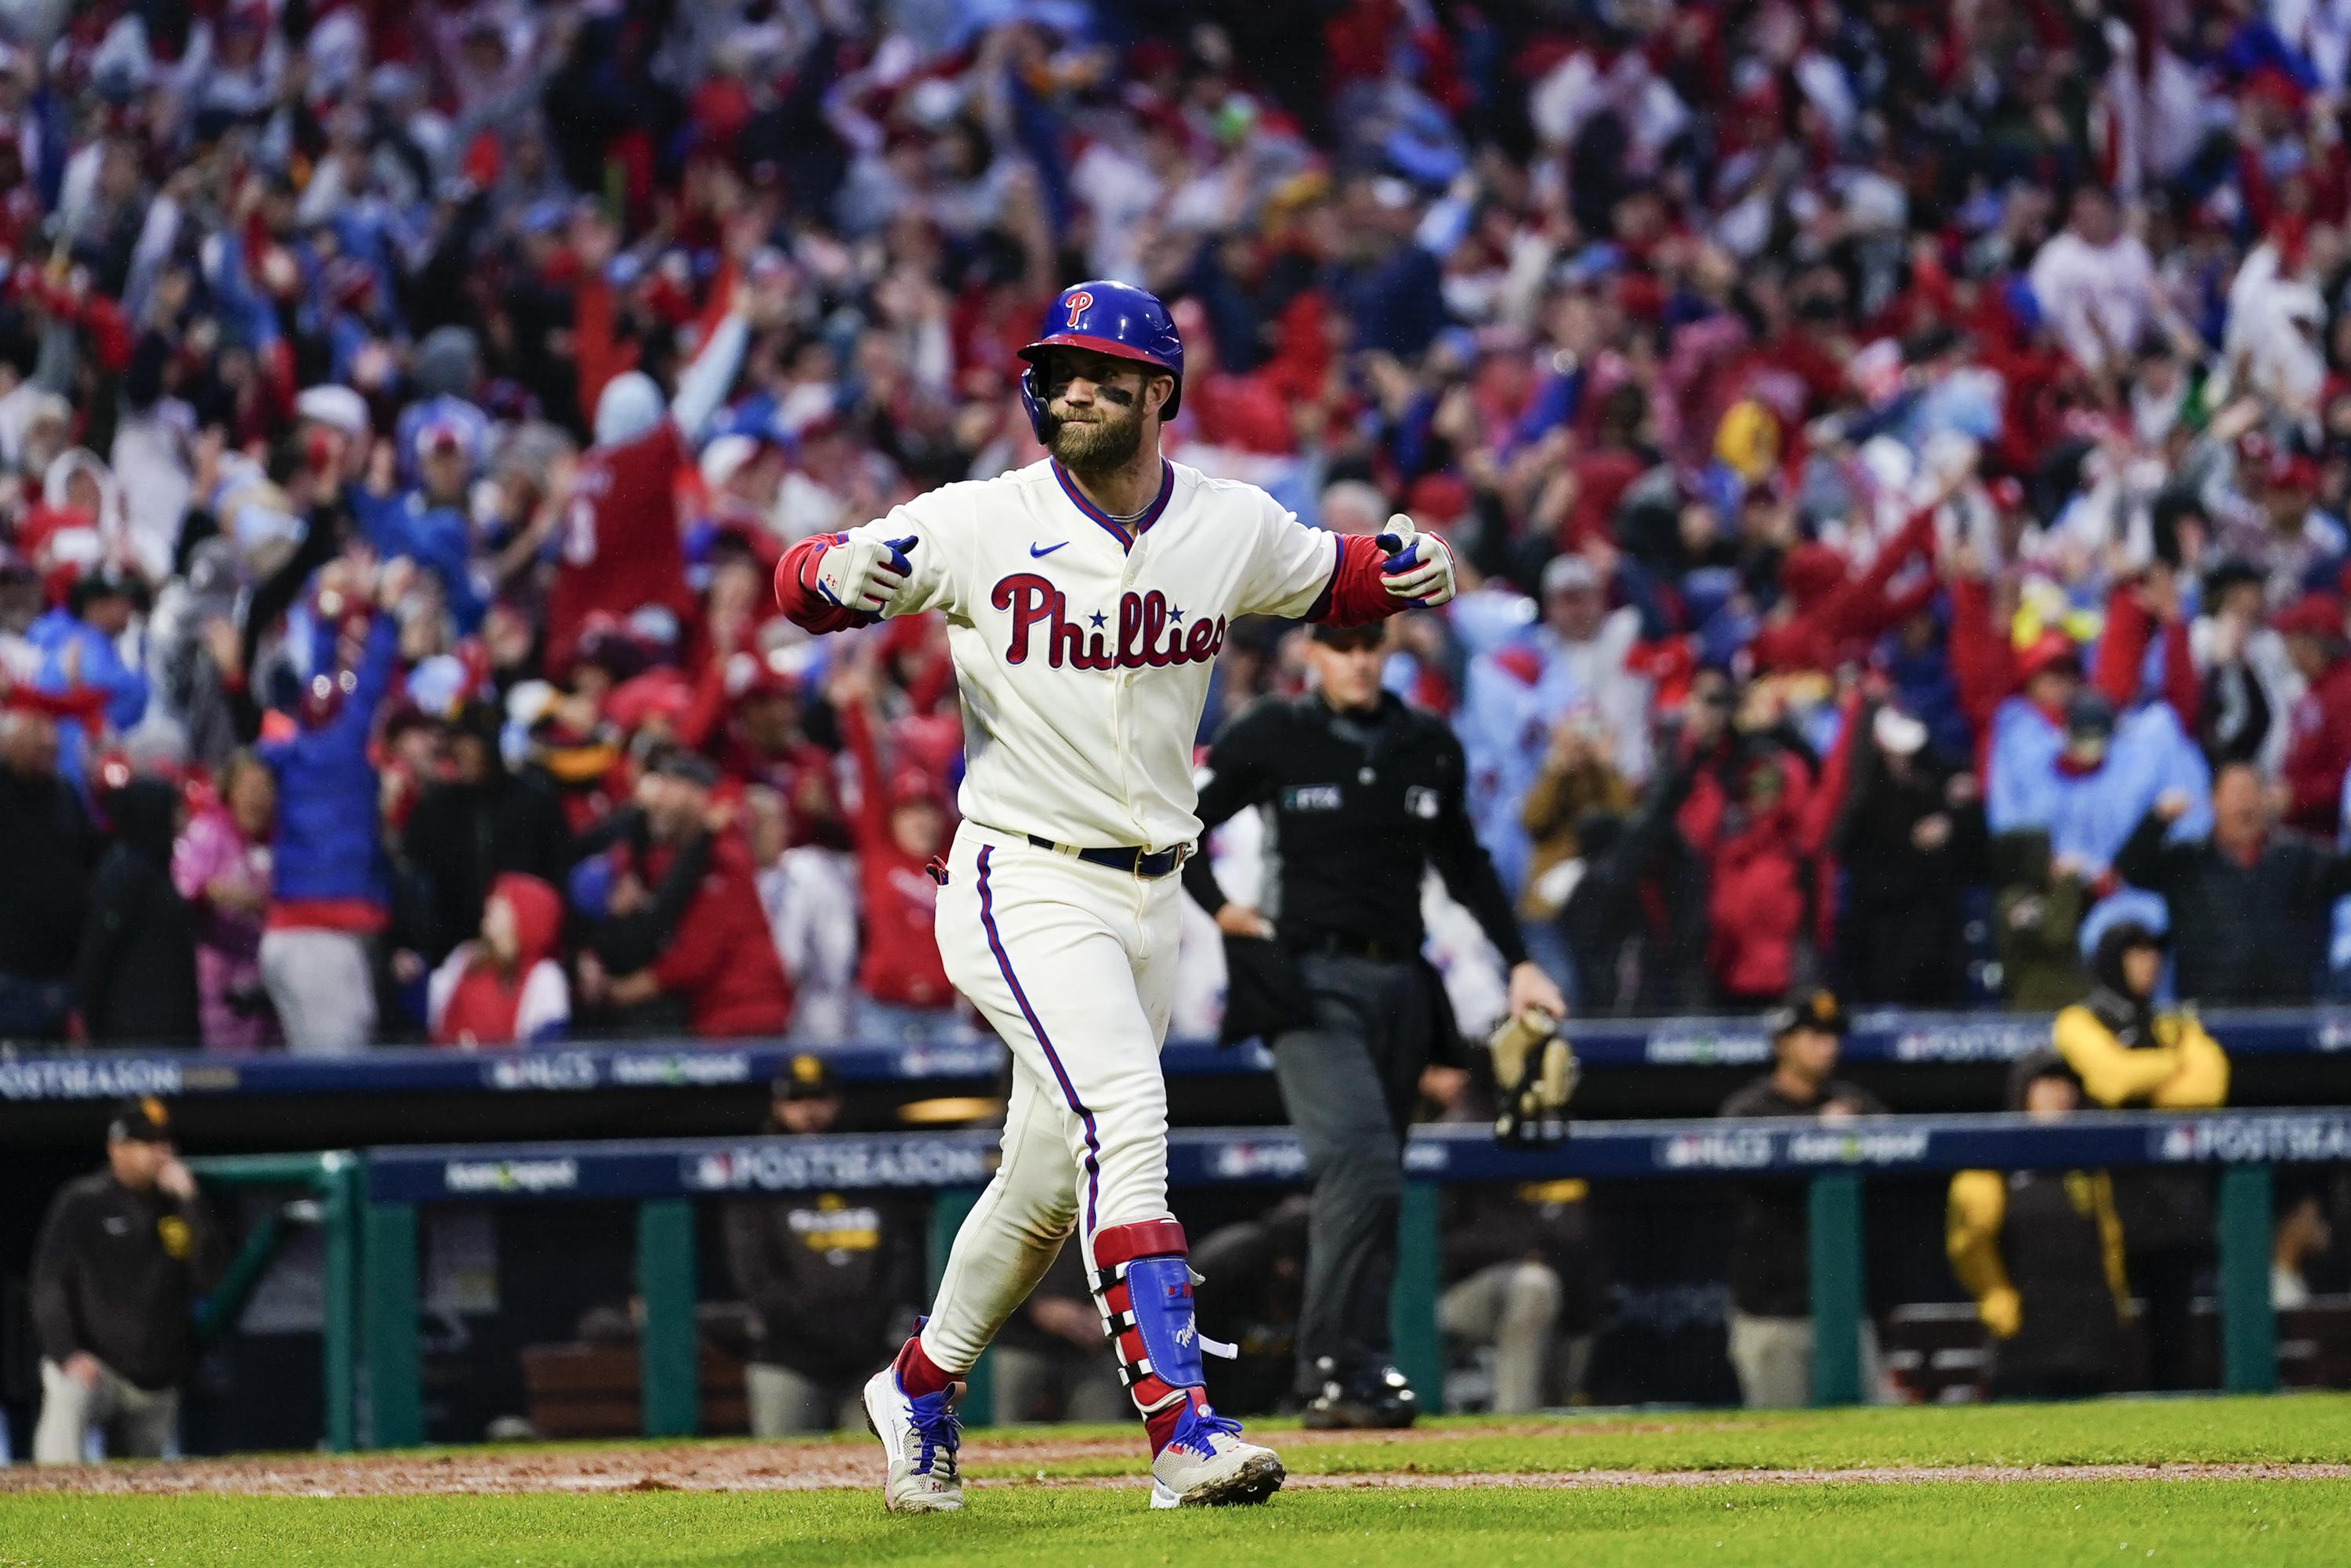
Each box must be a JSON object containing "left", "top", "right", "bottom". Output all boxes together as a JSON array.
[{"left": 1063, "top": 290, "right": 1094, "bottom": 328}]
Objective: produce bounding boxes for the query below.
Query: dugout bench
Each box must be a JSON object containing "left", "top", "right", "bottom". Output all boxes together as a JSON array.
[{"left": 184, "top": 1107, "right": 2351, "bottom": 1450}]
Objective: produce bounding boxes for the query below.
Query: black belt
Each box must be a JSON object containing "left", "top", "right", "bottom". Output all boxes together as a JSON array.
[
  {"left": 1025, "top": 833, "right": 1187, "bottom": 879},
  {"left": 1295, "top": 929, "right": 1416, "bottom": 963}
]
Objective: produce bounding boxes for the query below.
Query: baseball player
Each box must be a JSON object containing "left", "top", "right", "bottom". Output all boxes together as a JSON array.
[{"left": 770, "top": 281, "right": 1458, "bottom": 1512}]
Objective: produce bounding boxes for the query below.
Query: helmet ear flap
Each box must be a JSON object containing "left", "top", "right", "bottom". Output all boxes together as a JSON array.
[{"left": 1020, "top": 363, "right": 1049, "bottom": 441}]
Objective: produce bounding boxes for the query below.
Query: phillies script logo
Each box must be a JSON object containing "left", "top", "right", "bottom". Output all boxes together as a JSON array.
[
  {"left": 1063, "top": 288, "right": 1093, "bottom": 326},
  {"left": 993, "top": 573, "right": 1228, "bottom": 669}
]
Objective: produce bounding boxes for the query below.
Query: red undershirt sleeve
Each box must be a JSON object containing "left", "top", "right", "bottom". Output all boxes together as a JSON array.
[{"left": 1307, "top": 532, "right": 1418, "bottom": 627}]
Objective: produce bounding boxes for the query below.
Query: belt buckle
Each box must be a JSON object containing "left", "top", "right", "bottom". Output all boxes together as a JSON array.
[{"left": 1132, "top": 842, "right": 1187, "bottom": 881}]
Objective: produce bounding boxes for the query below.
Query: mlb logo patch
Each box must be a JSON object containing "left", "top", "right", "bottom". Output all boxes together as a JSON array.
[{"left": 1163, "top": 1277, "right": 1191, "bottom": 1305}]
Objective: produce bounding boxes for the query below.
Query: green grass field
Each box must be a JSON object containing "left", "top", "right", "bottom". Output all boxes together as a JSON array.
[{"left": 8, "top": 1396, "right": 2351, "bottom": 1568}]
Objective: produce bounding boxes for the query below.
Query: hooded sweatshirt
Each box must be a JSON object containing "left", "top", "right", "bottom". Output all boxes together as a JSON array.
[
  {"left": 428, "top": 873, "right": 570, "bottom": 1047},
  {"left": 77, "top": 777, "right": 201, "bottom": 1043},
  {"left": 1945, "top": 1052, "right": 2130, "bottom": 1389},
  {"left": 2052, "top": 923, "right": 2230, "bottom": 1251}
]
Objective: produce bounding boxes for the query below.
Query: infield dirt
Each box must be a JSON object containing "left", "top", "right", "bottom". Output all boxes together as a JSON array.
[{"left": 5, "top": 1423, "right": 2350, "bottom": 1498}]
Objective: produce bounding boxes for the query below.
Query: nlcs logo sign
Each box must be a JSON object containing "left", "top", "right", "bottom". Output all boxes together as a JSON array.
[{"left": 1063, "top": 289, "right": 1093, "bottom": 327}]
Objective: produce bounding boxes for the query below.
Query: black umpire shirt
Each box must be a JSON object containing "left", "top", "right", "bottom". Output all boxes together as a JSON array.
[{"left": 1185, "top": 691, "right": 1528, "bottom": 967}]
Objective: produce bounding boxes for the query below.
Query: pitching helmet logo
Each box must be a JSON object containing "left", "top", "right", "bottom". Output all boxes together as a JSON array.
[{"left": 1063, "top": 289, "right": 1094, "bottom": 328}]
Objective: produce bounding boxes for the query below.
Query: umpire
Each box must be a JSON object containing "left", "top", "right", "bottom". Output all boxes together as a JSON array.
[{"left": 1186, "top": 620, "right": 1564, "bottom": 1426}]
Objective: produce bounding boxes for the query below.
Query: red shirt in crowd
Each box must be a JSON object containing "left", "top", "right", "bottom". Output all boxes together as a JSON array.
[
  {"left": 545, "top": 420, "right": 696, "bottom": 672},
  {"left": 840, "top": 700, "right": 953, "bottom": 1011},
  {"left": 646, "top": 830, "right": 795, "bottom": 1037},
  {"left": 2284, "top": 657, "right": 2351, "bottom": 835}
]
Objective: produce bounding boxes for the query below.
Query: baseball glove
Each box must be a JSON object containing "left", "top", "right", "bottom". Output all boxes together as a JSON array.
[{"left": 1488, "top": 1006, "right": 1578, "bottom": 1148}]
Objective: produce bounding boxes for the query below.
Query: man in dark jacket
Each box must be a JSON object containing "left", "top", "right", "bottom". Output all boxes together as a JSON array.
[
  {"left": 0, "top": 707, "right": 95, "bottom": 1040},
  {"left": 2052, "top": 922, "right": 2229, "bottom": 1390},
  {"left": 77, "top": 778, "right": 201, "bottom": 1044},
  {"left": 598, "top": 748, "right": 794, "bottom": 1037},
  {"left": 398, "top": 701, "right": 573, "bottom": 965},
  {"left": 1719, "top": 988, "right": 1889, "bottom": 1407},
  {"left": 1831, "top": 704, "right": 1985, "bottom": 1005},
  {"left": 1947, "top": 1053, "right": 2132, "bottom": 1400},
  {"left": 31, "top": 1097, "right": 227, "bottom": 1462},
  {"left": 719, "top": 1058, "right": 922, "bottom": 1435},
  {"left": 2115, "top": 764, "right": 2351, "bottom": 1004},
  {"left": 1437, "top": 1179, "right": 1603, "bottom": 1412}
]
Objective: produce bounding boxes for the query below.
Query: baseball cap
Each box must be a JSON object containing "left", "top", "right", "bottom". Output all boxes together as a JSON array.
[
  {"left": 2206, "top": 558, "right": 2265, "bottom": 603},
  {"left": 1871, "top": 705, "right": 1928, "bottom": 757},
  {"left": 1309, "top": 621, "right": 1386, "bottom": 650},
  {"left": 771, "top": 1052, "right": 838, "bottom": 1101},
  {"left": 1764, "top": 987, "right": 1847, "bottom": 1040},
  {"left": 698, "top": 432, "right": 775, "bottom": 491},
  {"left": 69, "top": 566, "right": 137, "bottom": 617},
  {"left": 1541, "top": 554, "right": 1602, "bottom": 597},
  {"left": 295, "top": 384, "right": 371, "bottom": 440},
  {"left": 2064, "top": 690, "right": 2117, "bottom": 744},
  {"left": 888, "top": 766, "right": 943, "bottom": 809},
  {"left": 108, "top": 1095, "right": 175, "bottom": 1144},
  {"left": 2015, "top": 632, "right": 2082, "bottom": 684}
]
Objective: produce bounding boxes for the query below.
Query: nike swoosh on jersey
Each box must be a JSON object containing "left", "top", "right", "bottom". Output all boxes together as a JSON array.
[{"left": 1029, "top": 541, "right": 1069, "bottom": 557}]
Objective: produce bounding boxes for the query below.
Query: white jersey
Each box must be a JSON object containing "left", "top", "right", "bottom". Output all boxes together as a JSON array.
[{"left": 842, "top": 457, "right": 1341, "bottom": 852}]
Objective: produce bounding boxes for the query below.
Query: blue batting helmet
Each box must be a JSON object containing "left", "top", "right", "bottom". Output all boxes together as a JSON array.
[{"left": 1016, "top": 280, "right": 1184, "bottom": 440}]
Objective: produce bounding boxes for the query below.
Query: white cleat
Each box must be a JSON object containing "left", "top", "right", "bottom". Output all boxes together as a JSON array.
[
  {"left": 861, "top": 1366, "right": 964, "bottom": 1513},
  {"left": 1147, "top": 1405, "right": 1285, "bottom": 1508}
]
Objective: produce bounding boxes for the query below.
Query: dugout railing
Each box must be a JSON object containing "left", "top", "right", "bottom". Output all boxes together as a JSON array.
[
  {"left": 179, "top": 1150, "right": 365, "bottom": 1450},
  {"left": 198, "top": 1107, "right": 2351, "bottom": 1450},
  {"left": 16, "top": 1006, "right": 2351, "bottom": 1108}
]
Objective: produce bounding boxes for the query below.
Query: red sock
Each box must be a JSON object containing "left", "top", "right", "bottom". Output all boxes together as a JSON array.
[
  {"left": 1143, "top": 1389, "right": 1204, "bottom": 1456},
  {"left": 893, "top": 1334, "right": 953, "bottom": 1399}
]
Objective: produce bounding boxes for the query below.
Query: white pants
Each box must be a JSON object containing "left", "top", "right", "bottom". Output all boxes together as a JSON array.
[
  {"left": 917, "top": 825, "right": 1183, "bottom": 1374},
  {"left": 1726, "top": 1312, "right": 1889, "bottom": 1408},
  {"left": 34, "top": 1358, "right": 177, "bottom": 1465},
  {"left": 745, "top": 1363, "right": 864, "bottom": 1436},
  {"left": 1440, "top": 1261, "right": 1563, "bottom": 1414},
  {"left": 991, "top": 1345, "right": 1129, "bottom": 1425},
  {"left": 258, "top": 928, "right": 376, "bottom": 1054}
]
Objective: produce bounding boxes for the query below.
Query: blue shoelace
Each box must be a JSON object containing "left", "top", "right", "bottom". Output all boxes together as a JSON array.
[
  {"left": 1174, "top": 1407, "right": 1244, "bottom": 1458},
  {"left": 907, "top": 1390, "right": 961, "bottom": 1476}
]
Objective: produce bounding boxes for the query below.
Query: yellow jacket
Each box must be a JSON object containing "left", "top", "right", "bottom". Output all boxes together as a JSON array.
[
  {"left": 1945, "top": 1168, "right": 2130, "bottom": 1338},
  {"left": 2049, "top": 1005, "right": 2230, "bottom": 1109}
]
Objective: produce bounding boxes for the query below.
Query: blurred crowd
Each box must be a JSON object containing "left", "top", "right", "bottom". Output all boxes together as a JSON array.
[{"left": 19, "top": 2, "right": 2351, "bottom": 1049}]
